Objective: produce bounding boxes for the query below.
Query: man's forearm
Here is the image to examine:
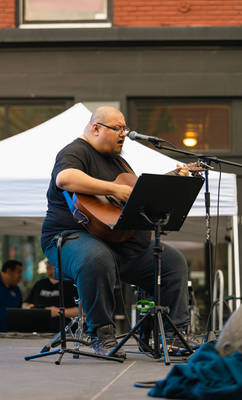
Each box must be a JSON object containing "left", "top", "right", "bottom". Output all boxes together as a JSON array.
[
  {"left": 56, "top": 168, "right": 119, "bottom": 195},
  {"left": 56, "top": 168, "right": 132, "bottom": 202}
]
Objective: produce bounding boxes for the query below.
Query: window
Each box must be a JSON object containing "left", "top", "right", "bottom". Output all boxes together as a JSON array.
[
  {"left": 0, "top": 100, "right": 71, "bottom": 141},
  {"left": 128, "top": 98, "right": 230, "bottom": 152},
  {"left": 19, "top": 0, "right": 111, "bottom": 27}
]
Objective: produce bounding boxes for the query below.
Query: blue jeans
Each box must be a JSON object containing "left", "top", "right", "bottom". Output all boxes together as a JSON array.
[{"left": 45, "top": 230, "right": 189, "bottom": 334}]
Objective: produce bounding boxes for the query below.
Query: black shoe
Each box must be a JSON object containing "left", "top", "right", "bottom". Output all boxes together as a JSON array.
[{"left": 91, "top": 325, "right": 126, "bottom": 359}]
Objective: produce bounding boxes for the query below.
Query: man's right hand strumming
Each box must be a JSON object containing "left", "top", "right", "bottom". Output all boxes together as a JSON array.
[{"left": 112, "top": 183, "right": 133, "bottom": 202}]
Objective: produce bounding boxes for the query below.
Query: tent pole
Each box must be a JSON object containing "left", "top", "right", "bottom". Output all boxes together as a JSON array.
[
  {"left": 232, "top": 215, "right": 241, "bottom": 309},
  {"left": 227, "top": 232, "right": 233, "bottom": 312}
]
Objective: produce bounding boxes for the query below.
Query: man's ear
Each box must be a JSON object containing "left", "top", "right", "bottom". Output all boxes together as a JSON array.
[{"left": 93, "top": 123, "right": 100, "bottom": 136}]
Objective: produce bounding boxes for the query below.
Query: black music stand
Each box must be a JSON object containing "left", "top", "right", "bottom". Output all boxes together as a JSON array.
[{"left": 108, "top": 173, "right": 204, "bottom": 365}]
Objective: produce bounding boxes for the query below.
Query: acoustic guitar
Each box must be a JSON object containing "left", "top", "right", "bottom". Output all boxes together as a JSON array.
[
  {"left": 73, "top": 163, "right": 203, "bottom": 243},
  {"left": 73, "top": 173, "right": 137, "bottom": 243}
]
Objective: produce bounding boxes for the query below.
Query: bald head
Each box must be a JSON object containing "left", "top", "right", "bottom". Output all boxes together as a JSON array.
[
  {"left": 82, "top": 106, "right": 126, "bottom": 155},
  {"left": 90, "top": 106, "right": 123, "bottom": 125}
]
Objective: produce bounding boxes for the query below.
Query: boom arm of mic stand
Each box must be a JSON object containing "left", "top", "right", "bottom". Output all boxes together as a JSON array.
[{"left": 152, "top": 143, "right": 242, "bottom": 169}]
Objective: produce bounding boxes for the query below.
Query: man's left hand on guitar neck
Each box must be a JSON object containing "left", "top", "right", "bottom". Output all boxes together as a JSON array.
[
  {"left": 176, "top": 162, "right": 204, "bottom": 177},
  {"left": 176, "top": 163, "right": 189, "bottom": 176}
]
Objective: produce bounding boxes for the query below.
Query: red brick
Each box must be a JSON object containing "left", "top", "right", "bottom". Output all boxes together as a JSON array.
[
  {"left": 114, "top": 0, "right": 242, "bottom": 26},
  {"left": 0, "top": 0, "right": 15, "bottom": 27}
]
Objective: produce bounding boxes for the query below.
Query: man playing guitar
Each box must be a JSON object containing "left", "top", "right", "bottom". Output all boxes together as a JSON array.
[{"left": 41, "top": 106, "right": 196, "bottom": 359}]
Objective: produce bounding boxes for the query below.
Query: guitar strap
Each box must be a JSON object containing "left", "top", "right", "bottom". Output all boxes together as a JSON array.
[
  {"left": 117, "top": 156, "right": 136, "bottom": 175},
  {"left": 63, "top": 190, "right": 89, "bottom": 226}
]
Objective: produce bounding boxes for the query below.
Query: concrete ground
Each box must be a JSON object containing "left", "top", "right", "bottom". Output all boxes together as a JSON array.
[{"left": 0, "top": 333, "right": 188, "bottom": 400}]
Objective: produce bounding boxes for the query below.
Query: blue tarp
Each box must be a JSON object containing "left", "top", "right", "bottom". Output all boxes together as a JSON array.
[{"left": 148, "top": 343, "right": 242, "bottom": 399}]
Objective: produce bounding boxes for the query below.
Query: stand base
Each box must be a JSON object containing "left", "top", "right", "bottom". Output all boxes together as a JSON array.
[
  {"left": 108, "top": 306, "right": 193, "bottom": 365},
  {"left": 39, "top": 315, "right": 84, "bottom": 353},
  {"left": 24, "top": 341, "right": 124, "bottom": 364}
]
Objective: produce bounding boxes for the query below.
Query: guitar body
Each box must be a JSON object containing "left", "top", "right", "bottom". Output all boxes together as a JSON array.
[{"left": 73, "top": 173, "right": 137, "bottom": 243}]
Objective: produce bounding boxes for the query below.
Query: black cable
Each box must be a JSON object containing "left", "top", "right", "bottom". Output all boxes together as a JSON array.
[
  {"left": 204, "top": 163, "right": 222, "bottom": 334},
  {"left": 204, "top": 295, "right": 242, "bottom": 335},
  {"left": 213, "top": 162, "right": 222, "bottom": 278}
]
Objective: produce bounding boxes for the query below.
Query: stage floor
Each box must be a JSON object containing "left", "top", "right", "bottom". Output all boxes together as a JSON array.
[{"left": 0, "top": 333, "right": 187, "bottom": 400}]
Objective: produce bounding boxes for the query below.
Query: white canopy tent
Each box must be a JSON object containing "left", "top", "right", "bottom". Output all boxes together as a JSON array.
[{"left": 0, "top": 103, "right": 240, "bottom": 305}]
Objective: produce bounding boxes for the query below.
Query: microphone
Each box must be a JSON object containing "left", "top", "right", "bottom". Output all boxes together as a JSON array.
[{"left": 127, "top": 131, "right": 166, "bottom": 143}]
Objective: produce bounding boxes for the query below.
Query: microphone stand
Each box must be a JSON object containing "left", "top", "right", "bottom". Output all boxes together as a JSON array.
[{"left": 145, "top": 139, "right": 242, "bottom": 337}]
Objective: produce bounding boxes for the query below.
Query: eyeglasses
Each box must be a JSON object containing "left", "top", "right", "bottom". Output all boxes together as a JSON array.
[{"left": 96, "top": 122, "right": 130, "bottom": 135}]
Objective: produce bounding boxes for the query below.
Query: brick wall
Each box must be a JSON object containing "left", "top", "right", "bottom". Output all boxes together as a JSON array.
[
  {"left": 0, "top": 0, "right": 15, "bottom": 28},
  {"left": 113, "top": 0, "right": 242, "bottom": 27},
  {"left": 1, "top": 0, "right": 242, "bottom": 28}
]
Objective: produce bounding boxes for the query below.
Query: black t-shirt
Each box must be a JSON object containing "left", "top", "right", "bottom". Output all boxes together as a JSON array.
[
  {"left": 25, "top": 278, "right": 78, "bottom": 332},
  {"left": 25, "top": 278, "right": 77, "bottom": 308},
  {"left": 41, "top": 138, "right": 151, "bottom": 251}
]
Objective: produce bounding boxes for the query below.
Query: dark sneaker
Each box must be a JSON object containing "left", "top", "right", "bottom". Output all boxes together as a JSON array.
[{"left": 91, "top": 325, "right": 126, "bottom": 359}]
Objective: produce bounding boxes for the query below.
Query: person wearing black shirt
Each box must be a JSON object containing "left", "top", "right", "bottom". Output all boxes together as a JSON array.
[
  {"left": 41, "top": 106, "right": 191, "bottom": 358},
  {"left": 23, "top": 260, "right": 78, "bottom": 332}
]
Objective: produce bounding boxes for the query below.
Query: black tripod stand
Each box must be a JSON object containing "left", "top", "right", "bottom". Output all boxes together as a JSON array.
[
  {"left": 105, "top": 173, "right": 204, "bottom": 365},
  {"left": 25, "top": 233, "right": 123, "bottom": 364}
]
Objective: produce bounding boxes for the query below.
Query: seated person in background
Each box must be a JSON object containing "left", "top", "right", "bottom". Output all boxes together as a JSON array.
[
  {"left": 23, "top": 259, "right": 78, "bottom": 332},
  {"left": 0, "top": 260, "right": 23, "bottom": 332}
]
